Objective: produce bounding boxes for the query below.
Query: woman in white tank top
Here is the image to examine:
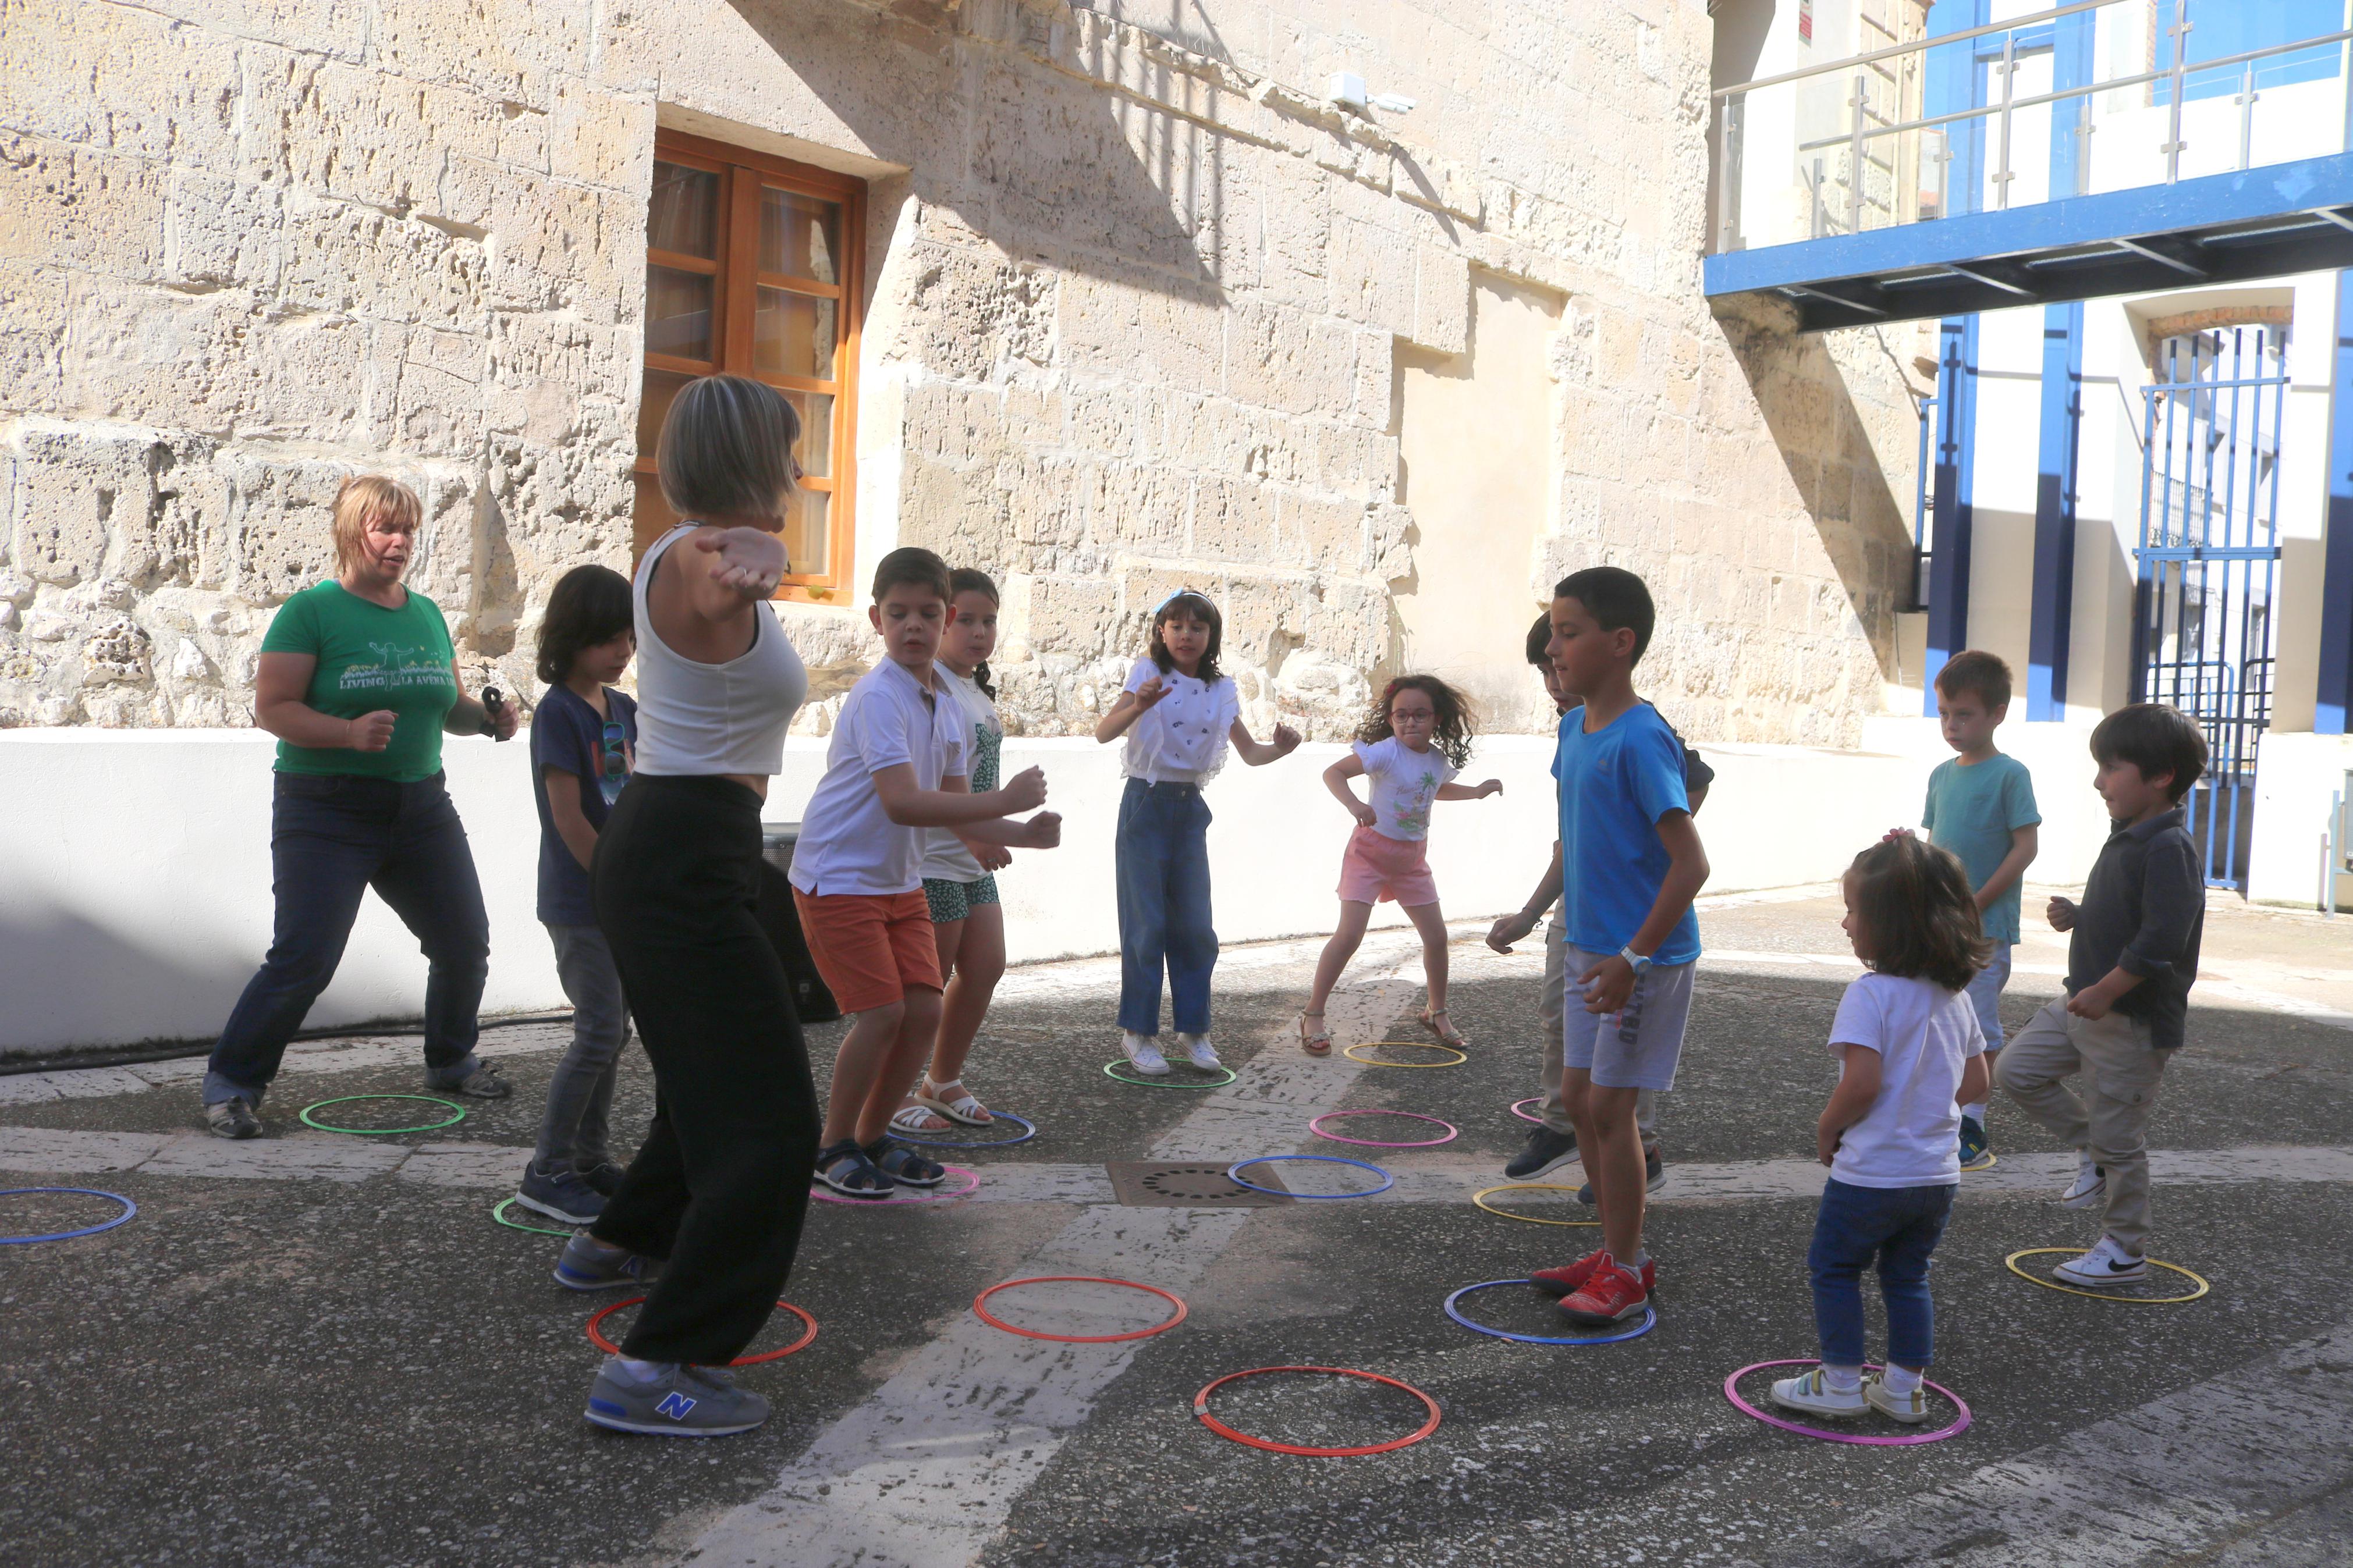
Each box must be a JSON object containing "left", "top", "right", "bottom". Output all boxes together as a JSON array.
[{"left": 557, "top": 376, "right": 819, "bottom": 1439}]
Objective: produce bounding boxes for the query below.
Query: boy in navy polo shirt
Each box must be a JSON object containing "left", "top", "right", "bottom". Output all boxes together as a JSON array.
[
  {"left": 1528, "top": 567, "right": 1710, "bottom": 1328},
  {"left": 516, "top": 564, "right": 640, "bottom": 1226}
]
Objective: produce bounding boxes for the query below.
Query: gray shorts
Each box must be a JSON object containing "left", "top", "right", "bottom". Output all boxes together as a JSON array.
[{"left": 1560, "top": 945, "right": 1695, "bottom": 1093}]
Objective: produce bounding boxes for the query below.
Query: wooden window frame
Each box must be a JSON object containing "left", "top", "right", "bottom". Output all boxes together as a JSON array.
[{"left": 638, "top": 129, "right": 865, "bottom": 603}]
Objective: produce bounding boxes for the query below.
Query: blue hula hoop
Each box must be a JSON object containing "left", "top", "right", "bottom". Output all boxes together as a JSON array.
[
  {"left": 1227, "top": 1154, "right": 1393, "bottom": 1199},
  {"left": 1, "top": 1187, "right": 137, "bottom": 1245},
  {"left": 895, "top": 1111, "right": 1039, "bottom": 1150},
  {"left": 1443, "top": 1279, "right": 1658, "bottom": 1346}
]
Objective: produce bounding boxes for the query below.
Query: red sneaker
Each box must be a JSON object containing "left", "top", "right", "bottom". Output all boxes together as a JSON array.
[
  {"left": 1556, "top": 1254, "right": 1652, "bottom": 1326},
  {"left": 1530, "top": 1250, "right": 1653, "bottom": 1299}
]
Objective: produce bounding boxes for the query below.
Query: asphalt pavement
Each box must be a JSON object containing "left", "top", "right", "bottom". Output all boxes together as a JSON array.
[{"left": 3, "top": 887, "right": 2350, "bottom": 1568}]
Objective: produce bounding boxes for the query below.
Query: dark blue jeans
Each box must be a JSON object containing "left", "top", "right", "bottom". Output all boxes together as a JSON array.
[
  {"left": 1115, "top": 778, "right": 1216, "bottom": 1036},
  {"left": 204, "top": 771, "right": 489, "bottom": 1105},
  {"left": 1808, "top": 1176, "right": 1955, "bottom": 1370}
]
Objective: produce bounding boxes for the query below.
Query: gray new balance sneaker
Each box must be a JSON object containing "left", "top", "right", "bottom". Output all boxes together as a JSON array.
[
  {"left": 431, "top": 1061, "right": 512, "bottom": 1100},
  {"left": 205, "top": 1096, "right": 262, "bottom": 1140},
  {"left": 584, "top": 1358, "right": 769, "bottom": 1437},
  {"left": 553, "top": 1232, "right": 659, "bottom": 1292}
]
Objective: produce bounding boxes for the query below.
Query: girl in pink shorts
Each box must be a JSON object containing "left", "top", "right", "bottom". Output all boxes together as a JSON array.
[{"left": 1299, "top": 675, "right": 1502, "bottom": 1054}]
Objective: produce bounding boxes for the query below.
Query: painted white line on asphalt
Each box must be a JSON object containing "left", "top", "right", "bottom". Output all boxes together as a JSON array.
[
  {"left": 0, "top": 1023, "right": 583, "bottom": 1107},
  {"left": 1750, "top": 1318, "right": 2353, "bottom": 1568},
  {"left": 678, "top": 971, "right": 1422, "bottom": 1568}
]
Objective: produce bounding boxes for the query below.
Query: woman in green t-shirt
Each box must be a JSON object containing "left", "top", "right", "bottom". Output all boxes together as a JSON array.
[{"left": 201, "top": 475, "right": 520, "bottom": 1139}]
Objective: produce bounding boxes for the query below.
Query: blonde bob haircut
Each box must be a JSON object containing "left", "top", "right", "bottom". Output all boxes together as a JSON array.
[
  {"left": 657, "top": 374, "right": 802, "bottom": 525},
  {"left": 331, "top": 474, "right": 423, "bottom": 575}
]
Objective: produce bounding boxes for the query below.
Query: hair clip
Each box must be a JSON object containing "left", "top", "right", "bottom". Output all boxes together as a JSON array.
[{"left": 1153, "top": 587, "right": 1206, "bottom": 613}]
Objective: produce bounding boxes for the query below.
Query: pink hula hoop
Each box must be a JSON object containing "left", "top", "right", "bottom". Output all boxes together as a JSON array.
[
  {"left": 811, "top": 1164, "right": 980, "bottom": 1206},
  {"left": 1509, "top": 1098, "right": 1544, "bottom": 1125},
  {"left": 1307, "top": 1110, "right": 1458, "bottom": 1148},
  {"left": 1723, "top": 1360, "right": 1972, "bottom": 1446}
]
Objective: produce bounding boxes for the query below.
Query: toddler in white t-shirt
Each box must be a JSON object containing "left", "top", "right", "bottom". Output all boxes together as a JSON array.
[
  {"left": 1772, "top": 832, "right": 1990, "bottom": 1427},
  {"left": 1299, "top": 675, "right": 1502, "bottom": 1055}
]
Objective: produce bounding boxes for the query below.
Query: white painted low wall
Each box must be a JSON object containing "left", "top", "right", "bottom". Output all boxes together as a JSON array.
[
  {"left": 2248, "top": 730, "right": 2353, "bottom": 911},
  {"left": 0, "top": 724, "right": 2077, "bottom": 1054}
]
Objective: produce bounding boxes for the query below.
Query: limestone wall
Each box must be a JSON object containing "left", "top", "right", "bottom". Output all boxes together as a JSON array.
[{"left": 0, "top": 0, "right": 1925, "bottom": 746}]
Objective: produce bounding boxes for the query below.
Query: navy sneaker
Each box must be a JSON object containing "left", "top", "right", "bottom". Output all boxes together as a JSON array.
[
  {"left": 1577, "top": 1144, "right": 1665, "bottom": 1204},
  {"left": 581, "top": 1161, "right": 627, "bottom": 1198},
  {"left": 517, "top": 1162, "right": 606, "bottom": 1225},
  {"left": 1504, "top": 1125, "right": 1578, "bottom": 1181},
  {"left": 584, "top": 1359, "right": 769, "bottom": 1437},
  {"left": 1958, "top": 1117, "right": 1994, "bottom": 1171}
]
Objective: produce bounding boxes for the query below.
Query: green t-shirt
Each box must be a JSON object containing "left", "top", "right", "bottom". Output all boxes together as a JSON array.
[
  {"left": 261, "top": 582, "right": 457, "bottom": 782},
  {"left": 1923, "top": 752, "right": 2041, "bottom": 944}
]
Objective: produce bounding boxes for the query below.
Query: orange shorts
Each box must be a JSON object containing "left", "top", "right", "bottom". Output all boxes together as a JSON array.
[{"left": 793, "top": 888, "right": 942, "bottom": 1014}]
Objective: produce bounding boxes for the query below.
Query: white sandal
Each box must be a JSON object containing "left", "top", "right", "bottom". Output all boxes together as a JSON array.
[
  {"left": 889, "top": 1101, "right": 951, "bottom": 1134},
  {"left": 913, "top": 1076, "right": 992, "bottom": 1127}
]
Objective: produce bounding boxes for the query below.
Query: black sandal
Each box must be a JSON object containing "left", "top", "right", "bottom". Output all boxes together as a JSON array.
[
  {"left": 864, "top": 1136, "right": 945, "bottom": 1188},
  {"left": 815, "top": 1139, "right": 893, "bottom": 1199}
]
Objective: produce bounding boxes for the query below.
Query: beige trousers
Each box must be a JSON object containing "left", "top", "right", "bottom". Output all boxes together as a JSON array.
[{"left": 1995, "top": 997, "right": 2170, "bottom": 1253}]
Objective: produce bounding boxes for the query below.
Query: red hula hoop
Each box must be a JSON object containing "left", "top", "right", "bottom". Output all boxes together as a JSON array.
[
  {"left": 1193, "top": 1365, "right": 1442, "bottom": 1457},
  {"left": 586, "top": 1297, "right": 819, "bottom": 1366},
  {"left": 1723, "top": 1360, "right": 1972, "bottom": 1446},
  {"left": 971, "top": 1276, "right": 1189, "bottom": 1343},
  {"left": 1308, "top": 1110, "right": 1459, "bottom": 1148}
]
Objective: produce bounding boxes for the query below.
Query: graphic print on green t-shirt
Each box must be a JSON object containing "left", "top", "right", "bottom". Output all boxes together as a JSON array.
[{"left": 262, "top": 581, "right": 458, "bottom": 782}]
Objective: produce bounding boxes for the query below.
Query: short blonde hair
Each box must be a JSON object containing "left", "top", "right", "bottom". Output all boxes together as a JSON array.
[
  {"left": 331, "top": 475, "right": 423, "bottom": 574},
  {"left": 657, "top": 375, "right": 801, "bottom": 522}
]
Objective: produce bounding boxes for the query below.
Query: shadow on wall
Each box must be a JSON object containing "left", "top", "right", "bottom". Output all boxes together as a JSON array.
[
  {"left": 1715, "top": 299, "right": 1919, "bottom": 683},
  {"left": 727, "top": 0, "right": 1227, "bottom": 296},
  {"left": 0, "top": 906, "right": 253, "bottom": 1058}
]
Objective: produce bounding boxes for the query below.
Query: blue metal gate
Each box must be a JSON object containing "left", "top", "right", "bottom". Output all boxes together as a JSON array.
[{"left": 2134, "top": 325, "right": 2286, "bottom": 890}]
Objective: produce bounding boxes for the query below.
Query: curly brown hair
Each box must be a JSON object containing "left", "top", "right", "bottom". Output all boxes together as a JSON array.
[
  {"left": 1354, "top": 674, "right": 1477, "bottom": 771},
  {"left": 1845, "top": 834, "right": 1991, "bottom": 993}
]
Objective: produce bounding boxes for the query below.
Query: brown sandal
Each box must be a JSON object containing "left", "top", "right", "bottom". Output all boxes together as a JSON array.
[
  {"left": 1299, "top": 1011, "right": 1332, "bottom": 1056},
  {"left": 1419, "top": 1007, "right": 1467, "bottom": 1048}
]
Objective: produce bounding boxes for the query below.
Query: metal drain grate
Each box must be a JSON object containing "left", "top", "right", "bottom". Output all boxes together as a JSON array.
[{"left": 1104, "top": 1161, "right": 1294, "bottom": 1207}]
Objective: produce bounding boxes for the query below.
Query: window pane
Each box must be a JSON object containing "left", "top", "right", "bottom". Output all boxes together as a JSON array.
[
  {"left": 637, "top": 368, "right": 696, "bottom": 463},
  {"left": 759, "top": 187, "right": 839, "bottom": 283},
  {"left": 783, "top": 486, "right": 830, "bottom": 579},
  {"left": 785, "top": 390, "right": 833, "bottom": 479},
  {"left": 647, "top": 162, "right": 719, "bottom": 258},
  {"left": 754, "top": 287, "right": 836, "bottom": 379},
  {"left": 647, "top": 267, "right": 714, "bottom": 361}
]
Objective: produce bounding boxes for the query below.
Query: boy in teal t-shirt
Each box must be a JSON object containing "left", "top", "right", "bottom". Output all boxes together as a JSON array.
[{"left": 1923, "top": 651, "right": 2040, "bottom": 1169}]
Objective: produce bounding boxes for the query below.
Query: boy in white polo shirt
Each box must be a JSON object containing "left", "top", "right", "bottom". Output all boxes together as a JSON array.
[{"left": 791, "top": 548, "right": 1060, "bottom": 1197}]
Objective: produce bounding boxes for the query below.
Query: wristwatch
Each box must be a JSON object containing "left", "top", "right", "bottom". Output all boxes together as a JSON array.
[{"left": 1619, "top": 946, "right": 1653, "bottom": 976}]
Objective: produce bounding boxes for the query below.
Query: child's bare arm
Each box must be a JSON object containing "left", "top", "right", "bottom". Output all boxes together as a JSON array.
[
  {"left": 1094, "top": 676, "right": 1167, "bottom": 743},
  {"left": 1437, "top": 780, "right": 1502, "bottom": 801},
  {"left": 956, "top": 811, "right": 1062, "bottom": 849},
  {"left": 1579, "top": 810, "right": 1709, "bottom": 1014},
  {"left": 1817, "top": 1044, "right": 1882, "bottom": 1165},
  {"left": 1957, "top": 1051, "right": 1990, "bottom": 1108},
  {"left": 1488, "top": 842, "right": 1563, "bottom": 952},
  {"left": 872, "top": 763, "right": 1048, "bottom": 826},
  {"left": 1230, "top": 716, "right": 1301, "bottom": 766},
  {"left": 1322, "top": 756, "right": 1374, "bottom": 825},
  {"left": 1975, "top": 823, "right": 2039, "bottom": 911},
  {"left": 543, "top": 766, "right": 599, "bottom": 872}
]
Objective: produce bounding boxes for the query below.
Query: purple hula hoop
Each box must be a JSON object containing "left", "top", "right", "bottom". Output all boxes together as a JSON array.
[
  {"left": 1723, "top": 1360, "right": 1972, "bottom": 1446},
  {"left": 1308, "top": 1110, "right": 1458, "bottom": 1148}
]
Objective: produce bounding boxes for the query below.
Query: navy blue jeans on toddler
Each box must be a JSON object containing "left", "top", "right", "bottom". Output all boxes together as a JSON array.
[{"left": 1807, "top": 1176, "right": 1955, "bottom": 1371}]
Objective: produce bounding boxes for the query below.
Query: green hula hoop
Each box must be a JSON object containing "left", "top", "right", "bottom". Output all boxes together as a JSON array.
[
  {"left": 491, "top": 1197, "right": 577, "bottom": 1237},
  {"left": 298, "top": 1094, "right": 467, "bottom": 1135},
  {"left": 1101, "top": 1060, "right": 1237, "bottom": 1090}
]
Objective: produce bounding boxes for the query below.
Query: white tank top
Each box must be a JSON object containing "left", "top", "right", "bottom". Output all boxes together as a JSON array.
[{"left": 630, "top": 524, "right": 806, "bottom": 777}]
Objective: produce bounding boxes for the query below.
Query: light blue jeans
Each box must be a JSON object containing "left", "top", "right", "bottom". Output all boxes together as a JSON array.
[
  {"left": 1115, "top": 778, "right": 1216, "bottom": 1037},
  {"left": 1965, "top": 941, "right": 2013, "bottom": 1054}
]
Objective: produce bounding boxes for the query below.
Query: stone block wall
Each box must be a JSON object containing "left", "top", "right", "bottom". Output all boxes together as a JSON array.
[{"left": 1, "top": 0, "right": 1925, "bottom": 748}]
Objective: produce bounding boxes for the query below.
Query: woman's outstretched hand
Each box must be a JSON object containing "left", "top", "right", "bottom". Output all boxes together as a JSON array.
[{"left": 693, "top": 527, "right": 787, "bottom": 597}]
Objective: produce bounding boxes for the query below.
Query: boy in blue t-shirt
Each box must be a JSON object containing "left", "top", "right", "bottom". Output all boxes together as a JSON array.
[
  {"left": 515, "top": 565, "right": 641, "bottom": 1227},
  {"left": 1527, "top": 567, "right": 1709, "bottom": 1330},
  {"left": 1923, "top": 651, "right": 2039, "bottom": 1171}
]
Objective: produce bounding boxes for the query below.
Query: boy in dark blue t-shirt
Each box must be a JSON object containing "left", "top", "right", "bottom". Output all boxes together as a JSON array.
[
  {"left": 1528, "top": 567, "right": 1709, "bottom": 1332},
  {"left": 516, "top": 565, "right": 641, "bottom": 1227}
]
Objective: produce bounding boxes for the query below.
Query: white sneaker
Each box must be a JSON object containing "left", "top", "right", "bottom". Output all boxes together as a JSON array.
[
  {"left": 2060, "top": 1157, "right": 2106, "bottom": 1209},
  {"left": 2053, "top": 1235, "right": 2148, "bottom": 1286},
  {"left": 1179, "top": 1033, "right": 1221, "bottom": 1069},
  {"left": 1121, "top": 1032, "right": 1170, "bottom": 1076},
  {"left": 1863, "top": 1373, "right": 1933, "bottom": 1425},
  {"left": 1769, "top": 1366, "right": 1866, "bottom": 1418}
]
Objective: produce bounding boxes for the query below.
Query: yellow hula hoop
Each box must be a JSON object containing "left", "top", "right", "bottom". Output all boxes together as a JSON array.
[
  {"left": 1342, "top": 1040, "right": 1467, "bottom": 1069},
  {"left": 2004, "top": 1247, "right": 2210, "bottom": 1304},
  {"left": 1471, "top": 1183, "right": 1601, "bottom": 1228}
]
